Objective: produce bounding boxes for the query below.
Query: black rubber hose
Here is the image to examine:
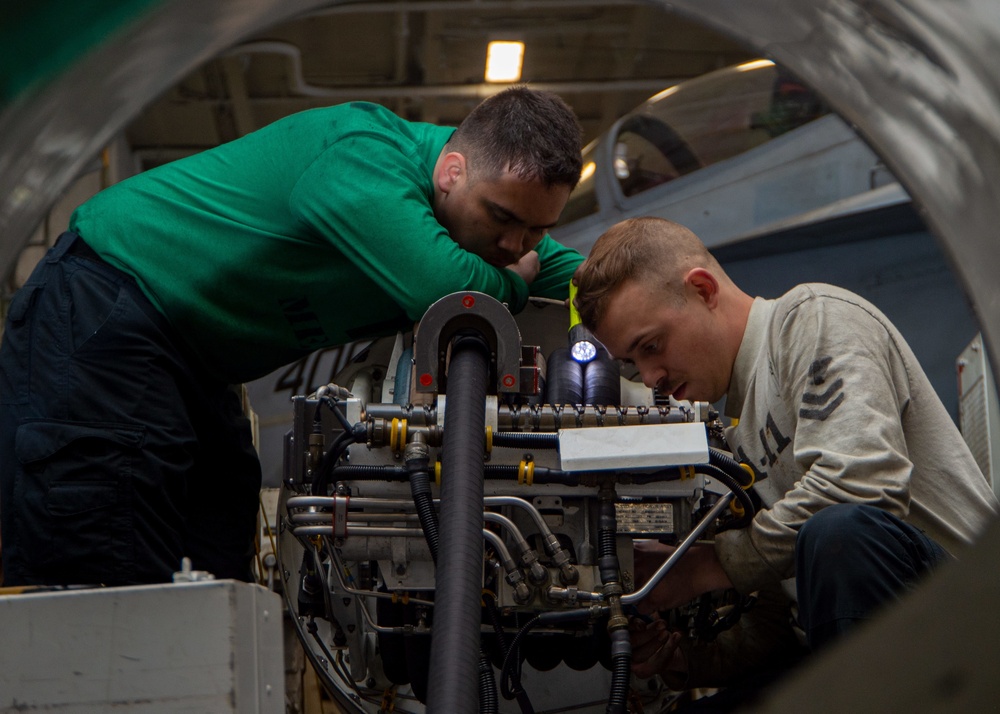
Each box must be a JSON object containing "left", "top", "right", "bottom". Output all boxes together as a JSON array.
[
  {"left": 484, "top": 593, "right": 535, "bottom": 714},
  {"left": 483, "top": 591, "right": 510, "bottom": 662},
  {"left": 319, "top": 395, "right": 354, "bottom": 432},
  {"left": 606, "top": 629, "right": 632, "bottom": 714},
  {"left": 546, "top": 347, "right": 584, "bottom": 405},
  {"left": 500, "top": 615, "right": 541, "bottom": 706},
  {"left": 329, "top": 464, "right": 410, "bottom": 480},
  {"left": 538, "top": 608, "right": 602, "bottom": 625},
  {"left": 709, "top": 447, "right": 755, "bottom": 487},
  {"left": 327, "top": 463, "right": 582, "bottom": 486},
  {"left": 479, "top": 650, "right": 499, "bottom": 714},
  {"left": 597, "top": 498, "right": 619, "bottom": 586},
  {"left": 696, "top": 464, "right": 756, "bottom": 527},
  {"left": 491, "top": 431, "right": 559, "bottom": 449},
  {"left": 482, "top": 463, "right": 578, "bottom": 486},
  {"left": 311, "top": 429, "right": 356, "bottom": 495},
  {"left": 427, "top": 335, "right": 491, "bottom": 714},
  {"left": 596, "top": 496, "right": 631, "bottom": 714},
  {"left": 409, "top": 466, "right": 439, "bottom": 564},
  {"left": 522, "top": 470, "right": 580, "bottom": 486}
]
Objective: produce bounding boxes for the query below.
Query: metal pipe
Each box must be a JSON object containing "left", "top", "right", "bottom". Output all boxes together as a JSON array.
[
  {"left": 483, "top": 496, "right": 551, "bottom": 538},
  {"left": 483, "top": 529, "right": 532, "bottom": 605},
  {"left": 289, "top": 512, "right": 420, "bottom": 524},
  {"left": 483, "top": 512, "right": 532, "bottom": 555},
  {"left": 319, "top": 544, "right": 434, "bottom": 635},
  {"left": 293, "top": 525, "right": 425, "bottom": 538},
  {"left": 323, "top": 539, "right": 435, "bottom": 608},
  {"left": 287, "top": 495, "right": 417, "bottom": 510},
  {"left": 484, "top": 495, "right": 578, "bottom": 584},
  {"left": 484, "top": 511, "right": 549, "bottom": 585},
  {"left": 621, "top": 492, "right": 734, "bottom": 606},
  {"left": 222, "top": 41, "right": 685, "bottom": 101}
]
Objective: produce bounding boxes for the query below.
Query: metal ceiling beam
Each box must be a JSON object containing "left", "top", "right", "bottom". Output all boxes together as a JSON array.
[
  {"left": 303, "top": 0, "right": 642, "bottom": 15},
  {"left": 222, "top": 40, "right": 687, "bottom": 100},
  {"left": 597, "top": 3, "right": 654, "bottom": 129},
  {"left": 219, "top": 56, "right": 258, "bottom": 137}
]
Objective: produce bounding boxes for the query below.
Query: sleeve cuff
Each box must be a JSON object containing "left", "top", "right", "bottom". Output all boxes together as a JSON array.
[
  {"left": 503, "top": 270, "right": 530, "bottom": 312},
  {"left": 714, "top": 527, "right": 784, "bottom": 595}
]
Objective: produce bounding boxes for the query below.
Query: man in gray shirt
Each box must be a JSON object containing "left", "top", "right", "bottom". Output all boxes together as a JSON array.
[{"left": 574, "top": 216, "right": 997, "bottom": 689}]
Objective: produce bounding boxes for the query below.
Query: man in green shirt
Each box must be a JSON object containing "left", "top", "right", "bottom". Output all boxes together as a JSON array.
[{"left": 0, "top": 86, "right": 585, "bottom": 586}]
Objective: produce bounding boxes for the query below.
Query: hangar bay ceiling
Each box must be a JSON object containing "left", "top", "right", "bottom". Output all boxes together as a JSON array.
[{"left": 124, "top": 2, "right": 754, "bottom": 170}]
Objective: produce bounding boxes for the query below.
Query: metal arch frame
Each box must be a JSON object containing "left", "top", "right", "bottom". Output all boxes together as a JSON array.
[
  {"left": 1, "top": 2, "right": 998, "bottom": 709},
  {"left": 2, "top": 0, "right": 998, "bottom": 382}
]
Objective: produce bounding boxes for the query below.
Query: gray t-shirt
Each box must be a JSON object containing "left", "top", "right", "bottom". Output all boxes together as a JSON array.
[{"left": 716, "top": 283, "right": 998, "bottom": 594}]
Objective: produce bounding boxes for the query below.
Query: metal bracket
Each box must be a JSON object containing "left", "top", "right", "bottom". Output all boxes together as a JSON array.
[{"left": 412, "top": 291, "right": 523, "bottom": 394}]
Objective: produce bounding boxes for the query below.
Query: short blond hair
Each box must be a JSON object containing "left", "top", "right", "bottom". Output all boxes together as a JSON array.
[{"left": 574, "top": 217, "right": 718, "bottom": 330}]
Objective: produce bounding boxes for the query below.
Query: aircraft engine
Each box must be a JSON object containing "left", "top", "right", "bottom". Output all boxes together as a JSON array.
[{"left": 277, "top": 291, "right": 756, "bottom": 714}]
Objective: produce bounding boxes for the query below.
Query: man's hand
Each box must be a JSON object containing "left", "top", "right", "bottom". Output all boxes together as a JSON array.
[
  {"left": 630, "top": 616, "right": 686, "bottom": 680},
  {"left": 505, "top": 250, "right": 540, "bottom": 285},
  {"left": 633, "top": 540, "right": 734, "bottom": 614}
]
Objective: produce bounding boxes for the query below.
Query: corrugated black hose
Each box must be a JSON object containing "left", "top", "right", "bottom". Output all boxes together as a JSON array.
[
  {"left": 407, "top": 440, "right": 500, "bottom": 714},
  {"left": 708, "top": 447, "right": 755, "bottom": 487},
  {"left": 598, "top": 496, "right": 631, "bottom": 714},
  {"left": 479, "top": 652, "right": 500, "bottom": 714},
  {"left": 607, "top": 629, "right": 632, "bottom": 713},
  {"left": 697, "top": 464, "right": 756, "bottom": 529},
  {"left": 407, "top": 462, "right": 439, "bottom": 564},
  {"left": 426, "top": 334, "right": 491, "bottom": 714}
]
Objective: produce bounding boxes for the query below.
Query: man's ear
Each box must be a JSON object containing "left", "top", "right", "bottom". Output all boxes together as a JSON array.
[
  {"left": 684, "top": 267, "right": 720, "bottom": 308},
  {"left": 436, "top": 151, "right": 466, "bottom": 195}
]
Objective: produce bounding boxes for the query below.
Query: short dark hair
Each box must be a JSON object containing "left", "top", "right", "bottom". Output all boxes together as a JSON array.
[
  {"left": 447, "top": 85, "right": 583, "bottom": 189},
  {"left": 575, "top": 217, "right": 715, "bottom": 331}
]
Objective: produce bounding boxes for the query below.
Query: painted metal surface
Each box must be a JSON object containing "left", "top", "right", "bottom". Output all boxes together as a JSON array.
[
  {"left": 0, "top": 0, "right": 332, "bottom": 281},
  {"left": 661, "top": 0, "right": 1000, "bottom": 384},
  {"left": 0, "top": 4, "right": 998, "bottom": 709},
  {"left": 0, "top": 580, "right": 285, "bottom": 712}
]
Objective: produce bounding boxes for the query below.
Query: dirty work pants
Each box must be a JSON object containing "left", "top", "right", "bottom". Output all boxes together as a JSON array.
[
  {"left": 0, "top": 231, "right": 261, "bottom": 586},
  {"left": 795, "top": 503, "right": 951, "bottom": 650},
  {"left": 676, "top": 505, "right": 951, "bottom": 713}
]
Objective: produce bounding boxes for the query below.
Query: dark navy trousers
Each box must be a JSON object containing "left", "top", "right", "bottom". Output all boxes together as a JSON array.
[
  {"left": 675, "top": 505, "right": 951, "bottom": 713},
  {"left": 795, "top": 503, "right": 951, "bottom": 650},
  {"left": 0, "top": 232, "right": 261, "bottom": 586}
]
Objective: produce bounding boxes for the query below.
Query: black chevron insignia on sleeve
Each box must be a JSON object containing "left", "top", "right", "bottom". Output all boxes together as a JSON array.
[
  {"left": 799, "top": 358, "right": 845, "bottom": 421},
  {"left": 801, "top": 378, "right": 843, "bottom": 405},
  {"left": 808, "top": 356, "right": 833, "bottom": 385}
]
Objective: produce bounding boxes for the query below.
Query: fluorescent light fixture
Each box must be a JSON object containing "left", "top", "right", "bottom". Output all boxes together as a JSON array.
[{"left": 486, "top": 41, "right": 525, "bottom": 83}]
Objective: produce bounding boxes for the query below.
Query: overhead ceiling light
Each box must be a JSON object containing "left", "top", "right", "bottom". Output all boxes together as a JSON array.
[{"left": 485, "top": 41, "right": 524, "bottom": 83}]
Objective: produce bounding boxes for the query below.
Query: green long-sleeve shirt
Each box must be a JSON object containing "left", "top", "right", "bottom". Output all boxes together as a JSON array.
[{"left": 71, "top": 102, "right": 583, "bottom": 383}]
